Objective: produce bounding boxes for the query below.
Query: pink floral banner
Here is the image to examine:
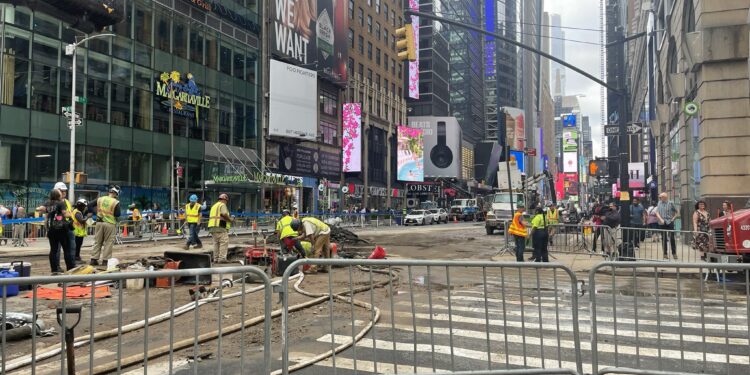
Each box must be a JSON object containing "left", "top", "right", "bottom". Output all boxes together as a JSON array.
[
  {"left": 408, "top": 0, "right": 419, "bottom": 99},
  {"left": 342, "top": 103, "right": 362, "bottom": 172}
]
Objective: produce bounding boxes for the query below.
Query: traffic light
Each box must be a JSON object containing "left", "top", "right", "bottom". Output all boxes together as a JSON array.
[
  {"left": 588, "top": 159, "right": 608, "bottom": 177},
  {"left": 3, "top": 0, "right": 124, "bottom": 34},
  {"left": 395, "top": 24, "right": 417, "bottom": 62}
]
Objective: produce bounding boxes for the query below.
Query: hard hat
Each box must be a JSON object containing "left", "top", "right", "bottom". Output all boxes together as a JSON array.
[
  {"left": 189, "top": 194, "right": 198, "bottom": 202},
  {"left": 218, "top": 193, "right": 229, "bottom": 201},
  {"left": 290, "top": 218, "right": 302, "bottom": 231},
  {"left": 292, "top": 204, "right": 298, "bottom": 209},
  {"left": 128, "top": 203, "right": 136, "bottom": 208},
  {"left": 54, "top": 182, "right": 68, "bottom": 191},
  {"left": 282, "top": 209, "right": 291, "bottom": 215},
  {"left": 76, "top": 198, "right": 88, "bottom": 207},
  {"left": 109, "top": 185, "right": 120, "bottom": 195}
]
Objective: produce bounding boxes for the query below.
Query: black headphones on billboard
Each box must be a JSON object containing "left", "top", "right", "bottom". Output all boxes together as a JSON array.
[{"left": 430, "top": 121, "right": 453, "bottom": 169}]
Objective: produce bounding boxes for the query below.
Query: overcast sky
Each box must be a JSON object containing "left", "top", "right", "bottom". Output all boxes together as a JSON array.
[{"left": 544, "top": 0, "right": 605, "bottom": 157}]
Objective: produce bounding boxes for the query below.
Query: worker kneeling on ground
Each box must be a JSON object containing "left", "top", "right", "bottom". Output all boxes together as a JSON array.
[
  {"left": 276, "top": 209, "right": 306, "bottom": 257},
  {"left": 292, "top": 216, "right": 331, "bottom": 273}
]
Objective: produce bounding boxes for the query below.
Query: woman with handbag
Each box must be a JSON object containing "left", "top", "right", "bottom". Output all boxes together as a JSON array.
[{"left": 44, "top": 189, "right": 74, "bottom": 274}]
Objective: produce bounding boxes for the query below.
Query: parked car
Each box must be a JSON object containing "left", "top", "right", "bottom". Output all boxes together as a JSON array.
[
  {"left": 429, "top": 208, "right": 448, "bottom": 224},
  {"left": 404, "top": 210, "right": 433, "bottom": 226}
]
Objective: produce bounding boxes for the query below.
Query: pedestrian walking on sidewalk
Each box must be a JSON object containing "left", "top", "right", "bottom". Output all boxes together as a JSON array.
[
  {"left": 655, "top": 192, "right": 679, "bottom": 260},
  {"left": 692, "top": 200, "right": 710, "bottom": 253},
  {"left": 508, "top": 204, "right": 529, "bottom": 262},
  {"left": 530, "top": 207, "right": 550, "bottom": 262}
]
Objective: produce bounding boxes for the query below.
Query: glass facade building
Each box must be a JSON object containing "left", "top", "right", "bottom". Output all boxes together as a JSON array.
[{"left": 0, "top": 0, "right": 262, "bottom": 211}]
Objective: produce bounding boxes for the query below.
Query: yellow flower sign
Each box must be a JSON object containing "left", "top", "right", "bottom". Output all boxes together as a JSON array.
[{"left": 155, "top": 70, "right": 210, "bottom": 119}]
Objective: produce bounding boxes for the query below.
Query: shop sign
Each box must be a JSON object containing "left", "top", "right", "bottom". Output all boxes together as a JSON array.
[
  {"left": 406, "top": 183, "right": 440, "bottom": 194},
  {"left": 212, "top": 172, "right": 303, "bottom": 186},
  {"left": 369, "top": 187, "right": 387, "bottom": 197},
  {"left": 155, "top": 71, "right": 211, "bottom": 119}
]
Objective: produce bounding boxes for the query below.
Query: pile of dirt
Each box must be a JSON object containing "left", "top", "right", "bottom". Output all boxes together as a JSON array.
[{"left": 251, "top": 226, "right": 370, "bottom": 246}]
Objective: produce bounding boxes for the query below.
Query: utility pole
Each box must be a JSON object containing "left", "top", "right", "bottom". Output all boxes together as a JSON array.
[{"left": 616, "top": 30, "right": 631, "bottom": 230}]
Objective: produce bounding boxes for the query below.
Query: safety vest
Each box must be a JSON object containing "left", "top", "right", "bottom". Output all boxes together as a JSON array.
[
  {"left": 64, "top": 199, "right": 73, "bottom": 222},
  {"left": 546, "top": 208, "right": 559, "bottom": 224},
  {"left": 72, "top": 209, "right": 87, "bottom": 237},
  {"left": 0, "top": 217, "right": 3, "bottom": 235},
  {"left": 132, "top": 208, "right": 142, "bottom": 221},
  {"left": 185, "top": 203, "right": 201, "bottom": 223},
  {"left": 302, "top": 217, "right": 329, "bottom": 236},
  {"left": 277, "top": 215, "right": 297, "bottom": 239},
  {"left": 97, "top": 196, "right": 118, "bottom": 225},
  {"left": 208, "top": 202, "right": 230, "bottom": 230},
  {"left": 508, "top": 212, "right": 528, "bottom": 237}
]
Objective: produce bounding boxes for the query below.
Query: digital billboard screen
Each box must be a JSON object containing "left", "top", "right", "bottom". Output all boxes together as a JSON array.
[
  {"left": 563, "top": 151, "right": 577, "bottom": 173},
  {"left": 268, "top": 60, "right": 317, "bottom": 140},
  {"left": 342, "top": 103, "right": 362, "bottom": 172},
  {"left": 562, "top": 130, "right": 578, "bottom": 152},
  {"left": 397, "top": 125, "right": 424, "bottom": 182}
]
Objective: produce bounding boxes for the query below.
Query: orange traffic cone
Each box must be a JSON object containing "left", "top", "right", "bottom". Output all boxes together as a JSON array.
[
  {"left": 161, "top": 223, "right": 168, "bottom": 235},
  {"left": 331, "top": 242, "right": 338, "bottom": 258},
  {"left": 122, "top": 224, "right": 128, "bottom": 237},
  {"left": 453, "top": 215, "right": 458, "bottom": 224},
  {"left": 252, "top": 220, "right": 257, "bottom": 231},
  {"left": 368, "top": 246, "right": 386, "bottom": 259}
]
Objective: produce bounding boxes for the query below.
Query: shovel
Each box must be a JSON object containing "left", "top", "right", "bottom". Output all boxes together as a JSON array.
[{"left": 56, "top": 306, "right": 82, "bottom": 375}]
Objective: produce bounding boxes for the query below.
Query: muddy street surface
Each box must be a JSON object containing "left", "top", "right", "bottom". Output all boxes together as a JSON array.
[{"left": 3, "top": 222, "right": 748, "bottom": 375}]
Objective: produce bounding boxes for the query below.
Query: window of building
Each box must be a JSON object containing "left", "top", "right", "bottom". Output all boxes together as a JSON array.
[
  {"left": 0, "top": 136, "right": 26, "bottom": 181},
  {"left": 349, "top": 0, "right": 354, "bottom": 18},
  {"left": 173, "top": 18, "right": 188, "bottom": 58},
  {"left": 383, "top": 29, "right": 388, "bottom": 44},
  {"left": 375, "top": 48, "right": 380, "bottom": 65},
  {"left": 367, "top": 0, "right": 371, "bottom": 6},
  {"left": 358, "top": 35, "right": 364, "bottom": 54},
  {"left": 320, "top": 121, "right": 338, "bottom": 145},
  {"left": 391, "top": 83, "right": 395, "bottom": 95},
  {"left": 189, "top": 25, "right": 205, "bottom": 64},
  {"left": 384, "top": 56, "right": 388, "bottom": 72},
  {"left": 375, "top": 0, "right": 380, "bottom": 14},
  {"left": 375, "top": 74, "right": 380, "bottom": 88},
  {"left": 358, "top": 8, "right": 363, "bottom": 26},
  {"left": 367, "top": 69, "right": 372, "bottom": 82},
  {"left": 134, "top": 7, "right": 153, "bottom": 45},
  {"left": 348, "top": 58, "right": 354, "bottom": 76},
  {"left": 349, "top": 28, "right": 354, "bottom": 48},
  {"left": 391, "top": 10, "right": 396, "bottom": 27},
  {"left": 29, "top": 63, "right": 57, "bottom": 114},
  {"left": 320, "top": 90, "right": 338, "bottom": 117},
  {"left": 375, "top": 22, "right": 380, "bottom": 39},
  {"left": 391, "top": 58, "right": 396, "bottom": 74},
  {"left": 384, "top": 4, "right": 388, "bottom": 20},
  {"left": 391, "top": 35, "right": 396, "bottom": 50},
  {"left": 28, "top": 140, "right": 56, "bottom": 181},
  {"left": 358, "top": 63, "right": 364, "bottom": 78},
  {"left": 384, "top": 79, "right": 389, "bottom": 93},
  {"left": 367, "top": 16, "right": 372, "bottom": 33},
  {"left": 367, "top": 42, "right": 372, "bottom": 59}
]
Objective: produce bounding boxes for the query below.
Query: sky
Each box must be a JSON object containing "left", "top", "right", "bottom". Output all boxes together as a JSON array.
[{"left": 544, "top": 0, "right": 605, "bottom": 157}]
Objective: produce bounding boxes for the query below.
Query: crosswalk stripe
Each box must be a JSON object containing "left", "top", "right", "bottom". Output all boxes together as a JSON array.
[
  {"left": 384, "top": 310, "right": 750, "bottom": 353},
  {"left": 296, "top": 356, "right": 451, "bottom": 374},
  {"left": 358, "top": 319, "right": 748, "bottom": 363},
  {"left": 316, "top": 334, "right": 590, "bottom": 373},
  {"left": 394, "top": 301, "right": 750, "bottom": 337}
]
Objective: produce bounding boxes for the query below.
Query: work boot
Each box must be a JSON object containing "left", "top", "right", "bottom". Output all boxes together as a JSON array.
[
  {"left": 663, "top": 254, "right": 669, "bottom": 260},
  {"left": 672, "top": 254, "right": 678, "bottom": 260},
  {"left": 89, "top": 259, "right": 99, "bottom": 266},
  {"left": 184, "top": 243, "right": 190, "bottom": 250},
  {"left": 196, "top": 244, "right": 203, "bottom": 249}
]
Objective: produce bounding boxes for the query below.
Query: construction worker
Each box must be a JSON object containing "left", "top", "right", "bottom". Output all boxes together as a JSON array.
[
  {"left": 90, "top": 186, "right": 121, "bottom": 266},
  {"left": 276, "top": 209, "right": 305, "bottom": 256},
  {"left": 128, "top": 203, "right": 142, "bottom": 237},
  {"left": 508, "top": 204, "right": 529, "bottom": 262},
  {"left": 292, "top": 216, "right": 331, "bottom": 272},
  {"left": 530, "top": 207, "right": 550, "bottom": 262},
  {"left": 546, "top": 202, "right": 559, "bottom": 245},
  {"left": 72, "top": 199, "right": 89, "bottom": 262},
  {"left": 184, "top": 194, "right": 205, "bottom": 250},
  {"left": 208, "top": 193, "right": 233, "bottom": 263}
]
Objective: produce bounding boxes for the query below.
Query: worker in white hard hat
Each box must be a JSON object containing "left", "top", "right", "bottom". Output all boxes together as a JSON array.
[
  {"left": 208, "top": 193, "right": 233, "bottom": 263},
  {"left": 89, "top": 186, "right": 121, "bottom": 266}
]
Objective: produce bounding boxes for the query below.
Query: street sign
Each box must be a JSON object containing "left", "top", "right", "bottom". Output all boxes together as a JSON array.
[
  {"left": 524, "top": 147, "right": 537, "bottom": 156},
  {"left": 627, "top": 123, "right": 643, "bottom": 134},
  {"left": 63, "top": 112, "right": 81, "bottom": 119},
  {"left": 75, "top": 96, "right": 88, "bottom": 104},
  {"left": 604, "top": 125, "right": 619, "bottom": 136},
  {"left": 62, "top": 106, "right": 72, "bottom": 113}
]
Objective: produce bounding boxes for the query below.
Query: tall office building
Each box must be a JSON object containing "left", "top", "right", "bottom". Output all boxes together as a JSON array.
[
  {"left": 549, "top": 13, "right": 565, "bottom": 97},
  {"left": 407, "top": 0, "right": 450, "bottom": 117},
  {"left": 519, "top": 0, "right": 543, "bottom": 175},
  {"left": 484, "top": 0, "right": 519, "bottom": 141}
]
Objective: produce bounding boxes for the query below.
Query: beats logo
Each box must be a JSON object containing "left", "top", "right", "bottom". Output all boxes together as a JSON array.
[{"left": 430, "top": 121, "right": 453, "bottom": 169}]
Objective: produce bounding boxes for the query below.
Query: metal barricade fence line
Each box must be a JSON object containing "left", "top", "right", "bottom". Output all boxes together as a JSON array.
[
  {"left": 0, "top": 266, "right": 273, "bottom": 375},
  {"left": 279, "top": 259, "right": 584, "bottom": 375},
  {"left": 588, "top": 261, "right": 750, "bottom": 375}
]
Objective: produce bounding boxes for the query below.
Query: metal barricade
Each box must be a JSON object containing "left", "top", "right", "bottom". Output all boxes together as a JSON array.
[
  {"left": 279, "top": 259, "right": 583, "bottom": 375},
  {"left": 0, "top": 218, "right": 45, "bottom": 247},
  {"left": 0, "top": 266, "right": 273, "bottom": 375},
  {"left": 589, "top": 262, "right": 750, "bottom": 375}
]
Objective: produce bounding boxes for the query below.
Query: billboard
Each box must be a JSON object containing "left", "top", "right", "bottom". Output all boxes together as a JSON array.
[
  {"left": 268, "top": 142, "right": 341, "bottom": 180},
  {"left": 342, "top": 103, "right": 362, "bottom": 172},
  {"left": 407, "top": 116, "right": 462, "bottom": 178},
  {"left": 269, "top": 60, "right": 317, "bottom": 140},
  {"left": 397, "top": 125, "right": 424, "bottom": 182},
  {"left": 628, "top": 162, "right": 646, "bottom": 189},
  {"left": 504, "top": 108, "right": 525, "bottom": 150},
  {"left": 509, "top": 150, "right": 525, "bottom": 174},
  {"left": 563, "top": 152, "right": 577, "bottom": 173},
  {"left": 562, "top": 113, "right": 577, "bottom": 128},
  {"left": 562, "top": 130, "right": 578, "bottom": 152},
  {"left": 271, "top": 0, "right": 348, "bottom": 80},
  {"left": 407, "top": 0, "right": 419, "bottom": 99}
]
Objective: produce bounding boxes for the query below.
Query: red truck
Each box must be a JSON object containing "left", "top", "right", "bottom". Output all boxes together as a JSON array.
[{"left": 708, "top": 206, "right": 750, "bottom": 263}]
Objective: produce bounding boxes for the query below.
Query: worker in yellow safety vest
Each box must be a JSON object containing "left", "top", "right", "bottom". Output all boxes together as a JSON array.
[
  {"left": 128, "top": 203, "right": 143, "bottom": 238},
  {"left": 90, "top": 186, "right": 121, "bottom": 266},
  {"left": 508, "top": 204, "right": 529, "bottom": 262},
  {"left": 275, "top": 209, "right": 305, "bottom": 256},
  {"left": 292, "top": 216, "right": 331, "bottom": 272},
  {"left": 545, "top": 203, "right": 559, "bottom": 245},
  {"left": 184, "top": 194, "right": 205, "bottom": 250},
  {"left": 72, "top": 199, "right": 90, "bottom": 262},
  {"left": 208, "top": 193, "right": 233, "bottom": 263}
]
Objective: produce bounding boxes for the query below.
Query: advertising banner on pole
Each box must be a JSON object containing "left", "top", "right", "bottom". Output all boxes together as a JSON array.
[
  {"left": 628, "top": 162, "right": 646, "bottom": 188},
  {"left": 342, "top": 103, "right": 362, "bottom": 172},
  {"left": 269, "top": 60, "right": 317, "bottom": 140},
  {"left": 563, "top": 151, "right": 577, "bottom": 173},
  {"left": 397, "top": 125, "right": 424, "bottom": 182},
  {"left": 407, "top": 0, "right": 420, "bottom": 99}
]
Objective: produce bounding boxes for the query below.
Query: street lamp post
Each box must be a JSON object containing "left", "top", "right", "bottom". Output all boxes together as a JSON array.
[{"left": 65, "top": 33, "right": 115, "bottom": 202}]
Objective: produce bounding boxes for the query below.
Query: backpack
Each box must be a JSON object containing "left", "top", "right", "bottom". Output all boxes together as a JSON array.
[{"left": 48, "top": 204, "right": 69, "bottom": 231}]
